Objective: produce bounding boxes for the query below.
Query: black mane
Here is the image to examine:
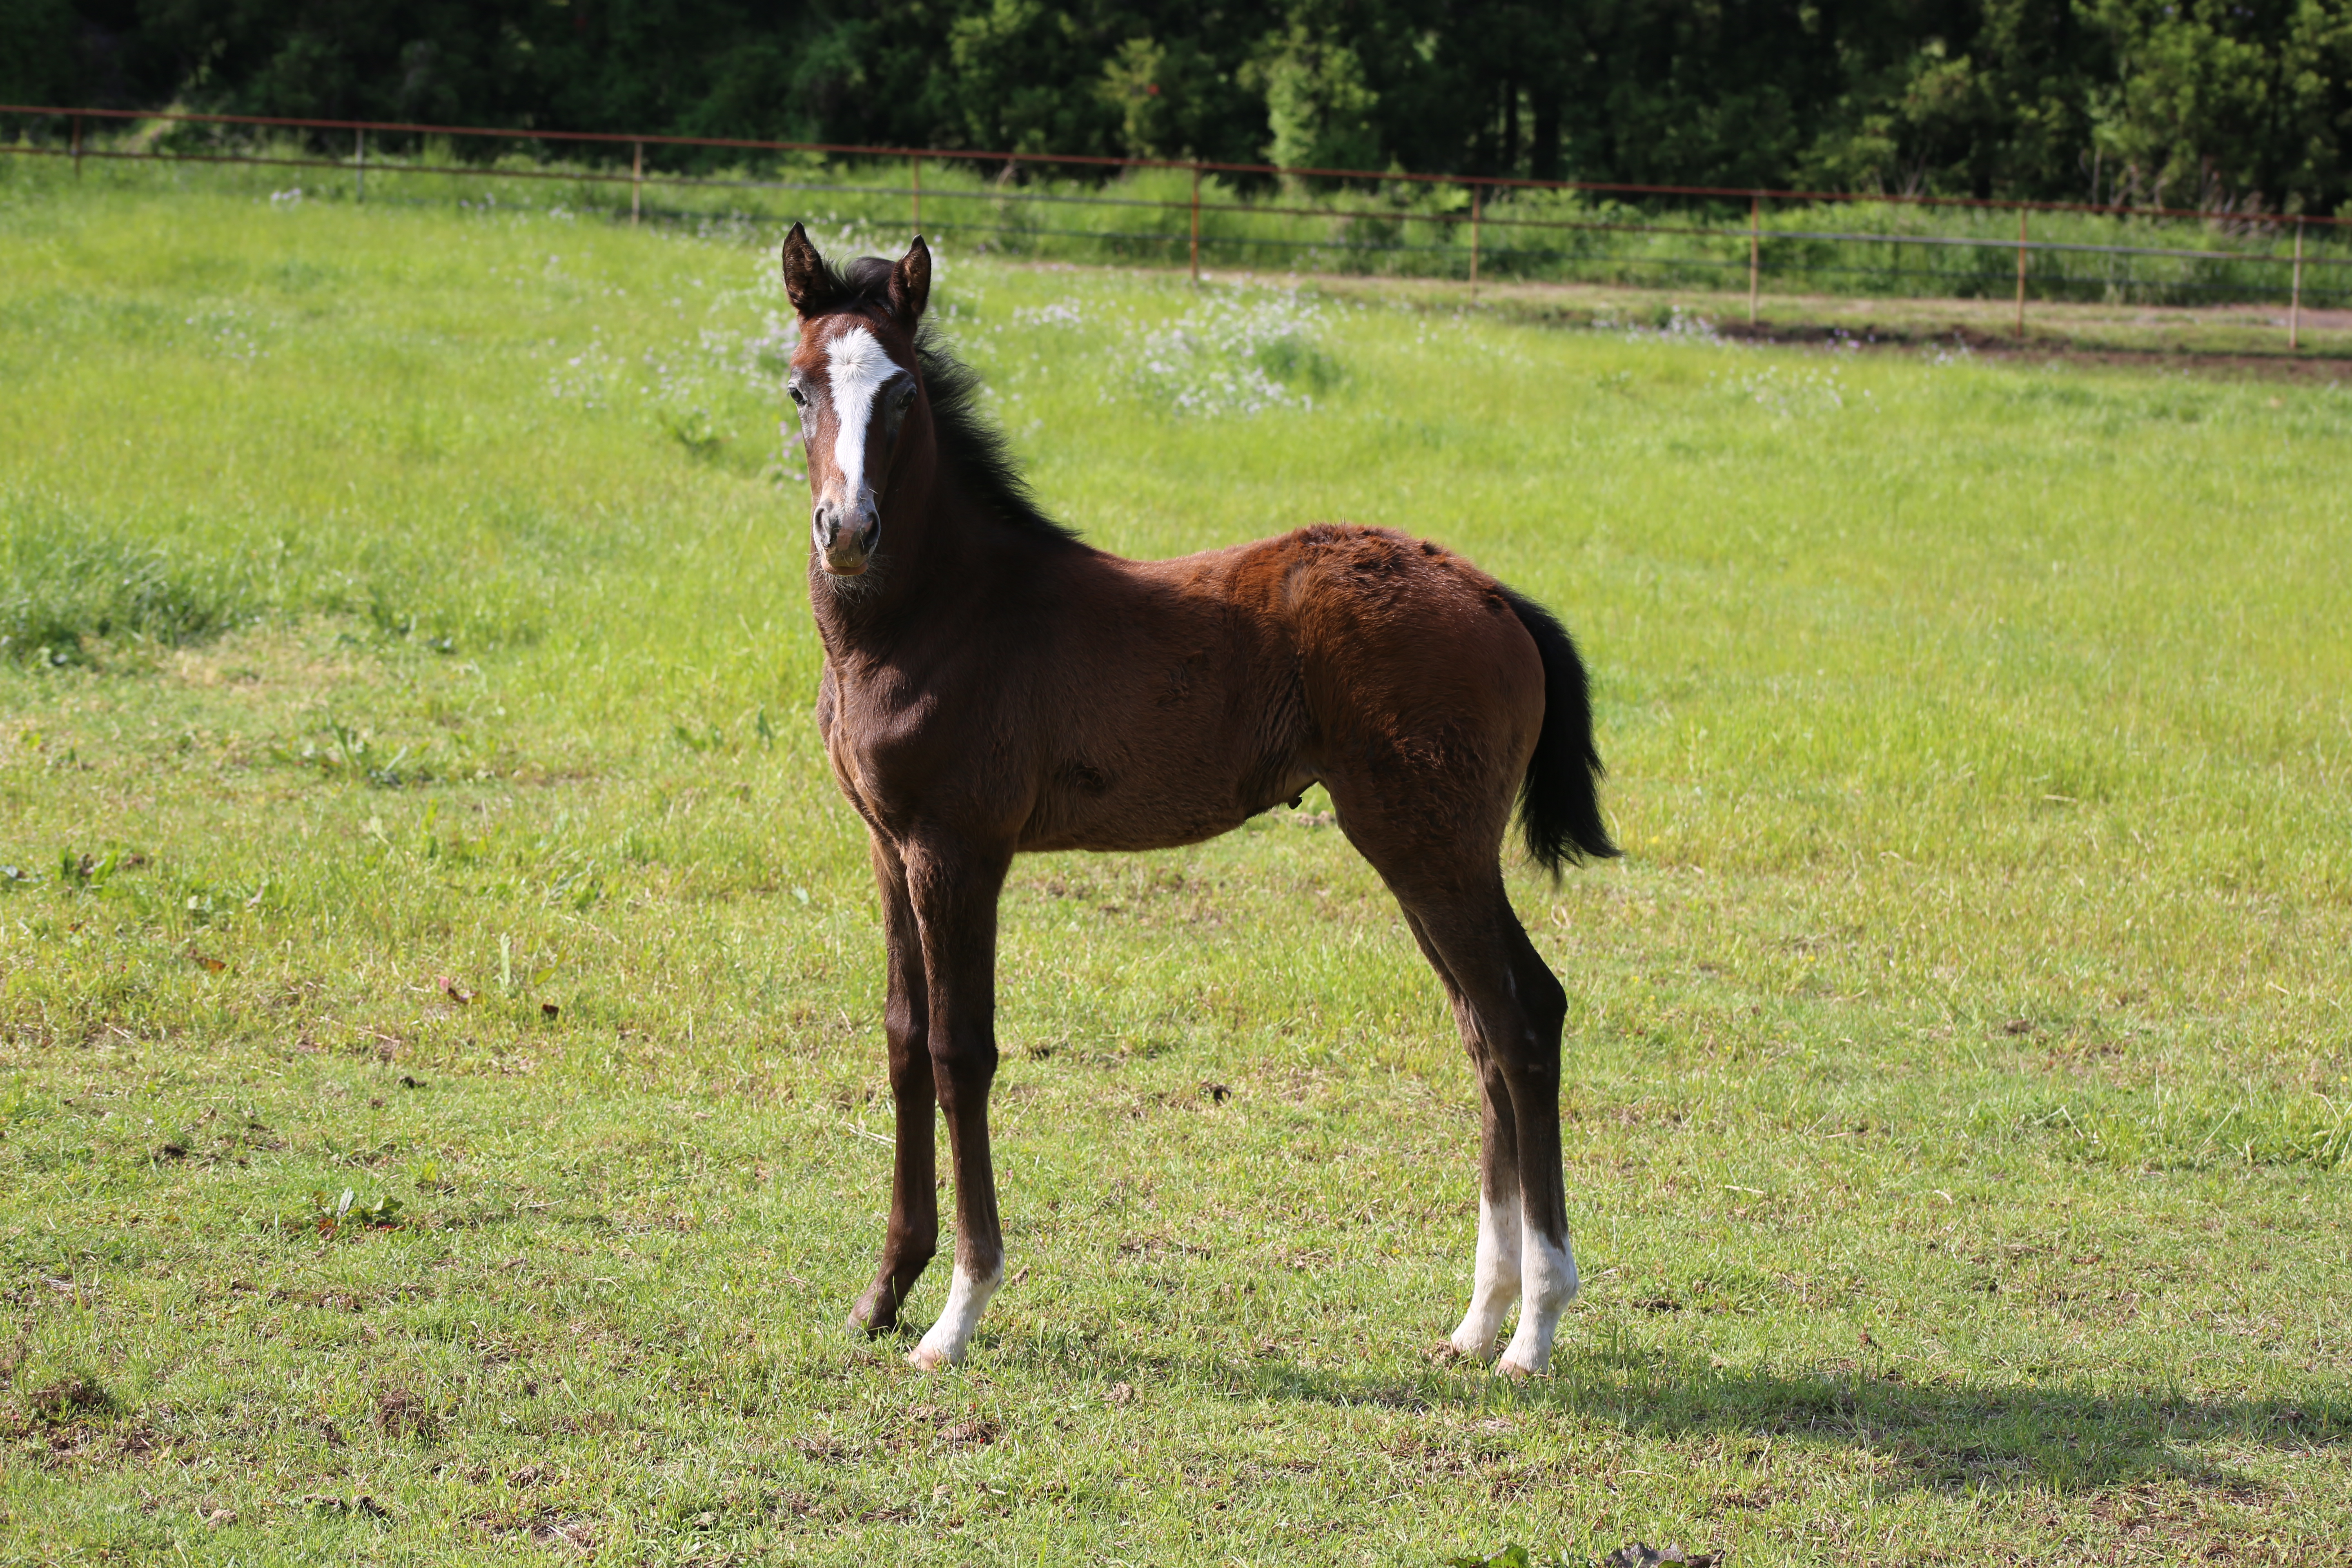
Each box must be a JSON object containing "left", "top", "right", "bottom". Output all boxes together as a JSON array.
[{"left": 813, "top": 252, "right": 1081, "bottom": 545}]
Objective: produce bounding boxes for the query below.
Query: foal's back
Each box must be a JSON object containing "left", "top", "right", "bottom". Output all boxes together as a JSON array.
[{"left": 1020, "top": 522, "right": 1545, "bottom": 860}]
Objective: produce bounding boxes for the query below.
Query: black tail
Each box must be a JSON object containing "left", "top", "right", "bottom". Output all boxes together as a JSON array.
[{"left": 1500, "top": 585, "right": 1619, "bottom": 877}]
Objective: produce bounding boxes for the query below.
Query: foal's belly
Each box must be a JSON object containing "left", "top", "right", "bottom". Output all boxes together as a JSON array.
[{"left": 1016, "top": 755, "right": 1316, "bottom": 855}]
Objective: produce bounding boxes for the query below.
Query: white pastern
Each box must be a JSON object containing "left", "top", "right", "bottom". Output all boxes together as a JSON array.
[
  {"left": 1448, "top": 1190, "right": 1523, "bottom": 1361},
  {"left": 908, "top": 1260, "right": 1001, "bottom": 1370},
  {"left": 824, "top": 325, "right": 894, "bottom": 506},
  {"left": 1498, "top": 1222, "right": 1578, "bottom": 1376}
]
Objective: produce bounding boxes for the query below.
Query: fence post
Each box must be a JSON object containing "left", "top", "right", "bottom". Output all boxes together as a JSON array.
[
  {"left": 2014, "top": 207, "right": 2027, "bottom": 340},
  {"left": 631, "top": 141, "right": 643, "bottom": 225},
  {"left": 71, "top": 114, "right": 82, "bottom": 179},
  {"left": 1468, "top": 183, "right": 1482, "bottom": 297},
  {"left": 1748, "top": 192, "right": 1761, "bottom": 325},
  {"left": 355, "top": 127, "right": 365, "bottom": 203},
  {"left": 910, "top": 154, "right": 921, "bottom": 232},
  {"left": 1189, "top": 162, "right": 1202, "bottom": 283},
  {"left": 2290, "top": 217, "right": 2305, "bottom": 352}
]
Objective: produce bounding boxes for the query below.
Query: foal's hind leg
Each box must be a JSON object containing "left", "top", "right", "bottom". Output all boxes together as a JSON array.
[
  {"left": 1427, "top": 889, "right": 1576, "bottom": 1374},
  {"left": 1334, "top": 791, "right": 1579, "bottom": 1374},
  {"left": 1400, "top": 911, "right": 1523, "bottom": 1363},
  {"left": 1476, "top": 907, "right": 1576, "bottom": 1376},
  {"left": 1411, "top": 887, "right": 1575, "bottom": 1374}
]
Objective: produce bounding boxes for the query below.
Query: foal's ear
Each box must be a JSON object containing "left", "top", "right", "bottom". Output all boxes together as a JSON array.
[
  {"left": 780, "top": 222, "right": 835, "bottom": 316},
  {"left": 889, "top": 236, "right": 931, "bottom": 329}
]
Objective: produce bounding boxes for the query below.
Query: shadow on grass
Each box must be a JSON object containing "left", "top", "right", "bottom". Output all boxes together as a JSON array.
[{"left": 1233, "top": 1349, "right": 2348, "bottom": 1495}]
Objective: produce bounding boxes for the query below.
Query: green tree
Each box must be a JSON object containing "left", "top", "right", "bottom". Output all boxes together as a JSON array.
[
  {"left": 2087, "top": 0, "right": 2352, "bottom": 211},
  {"left": 18, "top": 0, "right": 2352, "bottom": 212},
  {"left": 1243, "top": 18, "right": 1381, "bottom": 173},
  {"left": 0, "top": 0, "right": 85, "bottom": 106}
]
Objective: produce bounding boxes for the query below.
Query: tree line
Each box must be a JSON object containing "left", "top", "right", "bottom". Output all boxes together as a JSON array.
[{"left": 9, "top": 0, "right": 2350, "bottom": 212}]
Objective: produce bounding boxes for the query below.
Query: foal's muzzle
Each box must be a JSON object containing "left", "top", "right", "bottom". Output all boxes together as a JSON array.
[{"left": 814, "top": 500, "right": 880, "bottom": 576}]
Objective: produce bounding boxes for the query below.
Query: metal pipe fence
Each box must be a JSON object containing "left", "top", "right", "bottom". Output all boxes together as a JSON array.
[{"left": 6, "top": 102, "right": 2347, "bottom": 348}]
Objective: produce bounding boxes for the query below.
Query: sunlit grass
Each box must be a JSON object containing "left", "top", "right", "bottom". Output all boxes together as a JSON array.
[{"left": 0, "top": 178, "right": 2345, "bottom": 1565}]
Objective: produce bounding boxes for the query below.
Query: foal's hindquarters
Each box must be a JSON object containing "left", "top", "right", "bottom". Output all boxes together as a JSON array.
[{"left": 1275, "top": 531, "right": 1581, "bottom": 1374}]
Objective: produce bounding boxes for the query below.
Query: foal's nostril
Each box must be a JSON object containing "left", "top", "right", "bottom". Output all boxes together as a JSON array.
[{"left": 812, "top": 499, "right": 879, "bottom": 575}]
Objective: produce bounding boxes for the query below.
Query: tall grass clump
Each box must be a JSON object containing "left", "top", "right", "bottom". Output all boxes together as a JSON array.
[{"left": 0, "top": 503, "right": 265, "bottom": 664}]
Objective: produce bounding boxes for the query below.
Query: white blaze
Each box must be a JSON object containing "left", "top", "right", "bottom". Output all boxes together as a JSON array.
[{"left": 824, "top": 325, "right": 895, "bottom": 507}]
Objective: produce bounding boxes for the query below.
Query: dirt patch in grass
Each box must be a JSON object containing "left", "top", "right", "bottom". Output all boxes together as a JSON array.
[
  {"left": 24, "top": 1375, "right": 115, "bottom": 1423},
  {"left": 374, "top": 1385, "right": 440, "bottom": 1441},
  {"left": 476, "top": 1510, "right": 596, "bottom": 1550},
  {"left": 161, "top": 622, "right": 388, "bottom": 694},
  {"left": 1715, "top": 317, "right": 2352, "bottom": 381}
]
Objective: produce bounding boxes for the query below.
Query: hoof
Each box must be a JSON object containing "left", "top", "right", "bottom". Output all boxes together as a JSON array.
[
  {"left": 1446, "top": 1330, "right": 1503, "bottom": 1364},
  {"left": 1496, "top": 1355, "right": 1543, "bottom": 1381},
  {"left": 906, "top": 1343, "right": 955, "bottom": 1372},
  {"left": 849, "top": 1283, "right": 905, "bottom": 1337}
]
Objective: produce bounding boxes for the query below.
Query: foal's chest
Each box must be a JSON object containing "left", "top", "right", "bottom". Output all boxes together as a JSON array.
[{"left": 816, "top": 662, "right": 965, "bottom": 831}]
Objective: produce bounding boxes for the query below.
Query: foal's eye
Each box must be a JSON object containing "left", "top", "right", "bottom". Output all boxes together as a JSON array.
[
  {"left": 787, "top": 384, "right": 808, "bottom": 407},
  {"left": 881, "top": 378, "right": 918, "bottom": 435}
]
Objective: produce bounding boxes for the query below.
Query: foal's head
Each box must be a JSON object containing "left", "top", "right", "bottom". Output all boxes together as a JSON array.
[{"left": 780, "top": 223, "right": 932, "bottom": 579}]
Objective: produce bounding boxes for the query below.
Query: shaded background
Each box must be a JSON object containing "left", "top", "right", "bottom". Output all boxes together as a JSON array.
[{"left": 7, "top": 0, "right": 2352, "bottom": 210}]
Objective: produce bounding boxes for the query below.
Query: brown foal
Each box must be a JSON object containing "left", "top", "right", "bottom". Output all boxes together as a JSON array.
[{"left": 780, "top": 226, "right": 1617, "bottom": 1375}]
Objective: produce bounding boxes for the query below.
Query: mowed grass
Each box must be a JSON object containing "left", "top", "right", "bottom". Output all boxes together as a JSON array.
[{"left": 0, "top": 169, "right": 2346, "bottom": 1565}]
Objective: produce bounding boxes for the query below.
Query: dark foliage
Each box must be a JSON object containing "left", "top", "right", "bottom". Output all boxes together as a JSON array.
[{"left": 13, "top": 1, "right": 2352, "bottom": 212}]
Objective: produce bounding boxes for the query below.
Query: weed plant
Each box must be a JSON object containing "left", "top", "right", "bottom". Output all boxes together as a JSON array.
[{"left": 0, "top": 180, "right": 2345, "bottom": 1564}]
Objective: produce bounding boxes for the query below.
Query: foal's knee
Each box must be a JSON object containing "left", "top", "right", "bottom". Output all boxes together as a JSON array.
[
  {"left": 927, "top": 1037, "right": 998, "bottom": 1111},
  {"left": 886, "top": 1040, "right": 933, "bottom": 1095},
  {"left": 884, "top": 997, "right": 927, "bottom": 1051}
]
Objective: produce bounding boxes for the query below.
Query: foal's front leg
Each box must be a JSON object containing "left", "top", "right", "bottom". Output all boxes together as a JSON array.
[
  {"left": 850, "top": 837, "right": 938, "bottom": 1335},
  {"left": 902, "top": 838, "right": 1013, "bottom": 1371}
]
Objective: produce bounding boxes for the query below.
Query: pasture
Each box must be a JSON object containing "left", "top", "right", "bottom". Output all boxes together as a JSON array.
[{"left": 0, "top": 173, "right": 2347, "bottom": 1564}]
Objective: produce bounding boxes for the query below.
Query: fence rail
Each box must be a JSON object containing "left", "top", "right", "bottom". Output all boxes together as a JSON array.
[{"left": 6, "top": 102, "right": 2343, "bottom": 349}]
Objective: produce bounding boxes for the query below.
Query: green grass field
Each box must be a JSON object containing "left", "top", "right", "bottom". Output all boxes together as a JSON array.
[{"left": 0, "top": 176, "right": 2346, "bottom": 1565}]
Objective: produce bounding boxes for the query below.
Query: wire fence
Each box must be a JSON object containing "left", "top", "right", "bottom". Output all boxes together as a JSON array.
[{"left": 7, "top": 102, "right": 2348, "bottom": 348}]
